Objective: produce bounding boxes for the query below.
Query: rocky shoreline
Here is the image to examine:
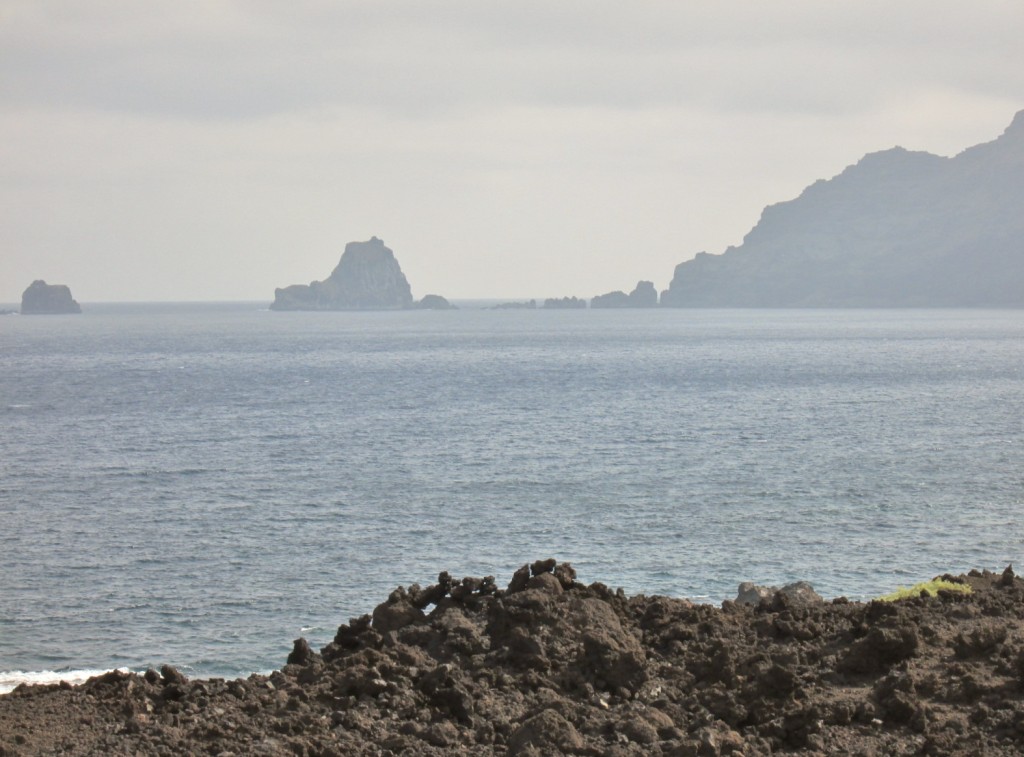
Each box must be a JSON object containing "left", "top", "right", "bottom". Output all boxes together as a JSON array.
[{"left": 3, "top": 561, "right": 1024, "bottom": 755}]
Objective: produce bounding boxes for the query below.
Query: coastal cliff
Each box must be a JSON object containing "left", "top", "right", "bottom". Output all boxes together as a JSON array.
[
  {"left": 271, "top": 237, "right": 415, "bottom": 311},
  {"left": 20, "top": 280, "right": 81, "bottom": 314},
  {"left": 661, "top": 110, "right": 1024, "bottom": 307}
]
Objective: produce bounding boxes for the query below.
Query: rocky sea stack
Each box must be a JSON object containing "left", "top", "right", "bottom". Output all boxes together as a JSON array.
[
  {"left": 271, "top": 238, "right": 415, "bottom": 311},
  {"left": 4, "top": 562, "right": 1024, "bottom": 755},
  {"left": 20, "top": 280, "right": 81, "bottom": 314}
]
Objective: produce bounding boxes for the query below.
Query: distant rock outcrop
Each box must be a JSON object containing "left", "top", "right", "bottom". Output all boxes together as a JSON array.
[
  {"left": 543, "top": 296, "right": 587, "bottom": 309},
  {"left": 661, "top": 109, "right": 1024, "bottom": 307},
  {"left": 271, "top": 237, "right": 415, "bottom": 311},
  {"left": 20, "top": 280, "right": 81, "bottom": 314},
  {"left": 414, "top": 294, "right": 456, "bottom": 310},
  {"left": 491, "top": 299, "right": 537, "bottom": 310},
  {"left": 591, "top": 280, "right": 658, "bottom": 308}
]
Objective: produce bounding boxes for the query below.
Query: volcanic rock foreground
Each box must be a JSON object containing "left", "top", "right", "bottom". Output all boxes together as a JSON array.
[{"left": 4, "top": 563, "right": 1024, "bottom": 756}]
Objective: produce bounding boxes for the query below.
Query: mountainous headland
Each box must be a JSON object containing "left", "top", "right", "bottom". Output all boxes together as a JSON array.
[
  {"left": 2, "top": 561, "right": 1023, "bottom": 755},
  {"left": 660, "top": 110, "right": 1024, "bottom": 307},
  {"left": 271, "top": 237, "right": 420, "bottom": 311},
  {"left": 19, "top": 280, "right": 81, "bottom": 314}
]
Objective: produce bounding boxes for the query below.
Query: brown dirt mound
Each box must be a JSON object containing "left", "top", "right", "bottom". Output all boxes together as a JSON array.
[{"left": 3, "top": 562, "right": 1024, "bottom": 755}]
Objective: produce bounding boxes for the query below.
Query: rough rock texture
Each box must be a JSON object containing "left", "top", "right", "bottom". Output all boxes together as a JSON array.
[
  {"left": 19, "top": 280, "right": 81, "bottom": 314},
  {"left": 735, "top": 581, "right": 824, "bottom": 608},
  {"left": 591, "top": 281, "right": 659, "bottom": 309},
  {"left": 4, "top": 563, "right": 1024, "bottom": 755},
  {"left": 271, "top": 237, "right": 415, "bottom": 310},
  {"left": 661, "top": 109, "right": 1024, "bottom": 307}
]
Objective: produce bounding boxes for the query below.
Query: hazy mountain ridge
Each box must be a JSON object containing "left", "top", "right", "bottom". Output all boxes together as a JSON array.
[{"left": 661, "top": 110, "right": 1024, "bottom": 307}]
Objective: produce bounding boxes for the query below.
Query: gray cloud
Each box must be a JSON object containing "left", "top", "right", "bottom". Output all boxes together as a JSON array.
[{"left": 4, "top": 2, "right": 1022, "bottom": 118}]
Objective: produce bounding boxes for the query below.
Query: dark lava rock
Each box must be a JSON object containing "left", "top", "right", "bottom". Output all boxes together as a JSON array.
[
  {"left": 4, "top": 563, "right": 1024, "bottom": 756},
  {"left": 735, "top": 579, "right": 823, "bottom": 607},
  {"left": 372, "top": 587, "right": 426, "bottom": 632},
  {"left": 286, "top": 637, "right": 314, "bottom": 666},
  {"left": 20, "top": 280, "right": 81, "bottom": 314},
  {"left": 159, "top": 665, "right": 188, "bottom": 685},
  {"left": 839, "top": 623, "right": 919, "bottom": 673},
  {"left": 508, "top": 709, "right": 585, "bottom": 754}
]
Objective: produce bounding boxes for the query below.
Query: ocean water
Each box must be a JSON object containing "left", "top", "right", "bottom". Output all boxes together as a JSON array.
[{"left": 2, "top": 303, "right": 1023, "bottom": 692}]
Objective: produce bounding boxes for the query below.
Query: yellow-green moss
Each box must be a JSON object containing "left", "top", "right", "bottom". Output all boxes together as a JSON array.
[{"left": 877, "top": 578, "right": 972, "bottom": 602}]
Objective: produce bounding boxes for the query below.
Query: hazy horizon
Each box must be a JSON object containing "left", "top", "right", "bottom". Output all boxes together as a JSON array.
[{"left": 2, "top": 2, "right": 1022, "bottom": 303}]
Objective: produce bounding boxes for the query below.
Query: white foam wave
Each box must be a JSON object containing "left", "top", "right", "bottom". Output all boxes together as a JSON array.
[{"left": 0, "top": 668, "right": 130, "bottom": 695}]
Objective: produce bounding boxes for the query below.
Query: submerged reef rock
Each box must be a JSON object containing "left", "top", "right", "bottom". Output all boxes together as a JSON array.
[
  {"left": 591, "top": 280, "right": 659, "bottom": 308},
  {"left": 4, "top": 564, "right": 1024, "bottom": 755},
  {"left": 271, "top": 237, "right": 415, "bottom": 310},
  {"left": 20, "top": 280, "right": 81, "bottom": 314}
]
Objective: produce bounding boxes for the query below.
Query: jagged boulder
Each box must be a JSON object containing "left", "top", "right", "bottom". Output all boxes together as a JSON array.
[
  {"left": 735, "top": 580, "right": 823, "bottom": 607},
  {"left": 271, "top": 237, "right": 414, "bottom": 310},
  {"left": 20, "top": 280, "right": 81, "bottom": 314}
]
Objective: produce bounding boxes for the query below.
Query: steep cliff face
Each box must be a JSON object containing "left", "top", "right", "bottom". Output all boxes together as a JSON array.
[
  {"left": 20, "top": 280, "right": 81, "bottom": 314},
  {"left": 271, "top": 237, "right": 415, "bottom": 311},
  {"left": 661, "top": 110, "right": 1024, "bottom": 307}
]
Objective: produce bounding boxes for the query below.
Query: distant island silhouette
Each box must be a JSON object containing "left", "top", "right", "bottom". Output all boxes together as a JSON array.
[
  {"left": 267, "top": 112, "right": 1023, "bottom": 311},
  {"left": 271, "top": 237, "right": 451, "bottom": 311},
  {"left": 20, "top": 280, "right": 81, "bottom": 314},
  {"left": 658, "top": 109, "right": 1024, "bottom": 307}
]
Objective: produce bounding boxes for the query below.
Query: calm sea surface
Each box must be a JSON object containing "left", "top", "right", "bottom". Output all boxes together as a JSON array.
[{"left": 2, "top": 304, "right": 1023, "bottom": 690}]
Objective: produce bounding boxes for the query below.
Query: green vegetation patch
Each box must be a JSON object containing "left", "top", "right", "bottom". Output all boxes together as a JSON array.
[{"left": 877, "top": 578, "right": 972, "bottom": 602}]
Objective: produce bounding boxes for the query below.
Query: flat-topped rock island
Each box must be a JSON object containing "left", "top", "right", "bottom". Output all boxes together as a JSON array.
[{"left": 20, "top": 280, "right": 81, "bottom": 314}]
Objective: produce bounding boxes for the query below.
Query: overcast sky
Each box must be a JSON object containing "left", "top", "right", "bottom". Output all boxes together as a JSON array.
[{"left": 2, "top": 1, "right": 1022, "bottom": 303}]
